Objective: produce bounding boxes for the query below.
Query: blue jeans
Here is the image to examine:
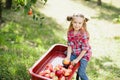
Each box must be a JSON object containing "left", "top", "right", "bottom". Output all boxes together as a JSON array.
[{"left": 70, "top": 54, "right": 88, "bottom": 80}]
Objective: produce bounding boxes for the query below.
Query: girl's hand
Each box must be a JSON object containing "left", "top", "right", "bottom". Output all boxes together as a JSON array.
[
  {"left": 64, "top": 57, "right": 70, "bottom": 62},
  {"left": 71, "top": 59, "right": 79, "bottom": 65}
]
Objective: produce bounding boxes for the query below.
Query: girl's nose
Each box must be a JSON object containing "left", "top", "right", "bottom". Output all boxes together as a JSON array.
[{"left": 76, "top": 23, "right": 79, "bottom": 26}]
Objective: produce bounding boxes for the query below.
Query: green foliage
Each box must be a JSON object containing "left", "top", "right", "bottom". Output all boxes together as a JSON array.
[
  {"left": 14, "top": 0, "right": 47, "bottom": 7},
  {"left": 113, "top": 15, "right": 120, "bottom": 23},
  {"left": 15, "top": 0, "right": 37, "bottom": 6}
]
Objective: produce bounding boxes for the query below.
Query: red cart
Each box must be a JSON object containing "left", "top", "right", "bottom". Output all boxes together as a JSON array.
[{"left": 29, "top": 44, "right": 80, "bottom": 80}]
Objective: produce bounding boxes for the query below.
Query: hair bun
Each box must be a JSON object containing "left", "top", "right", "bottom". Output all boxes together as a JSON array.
[
  {"left": 85, "top": 18, "right": 89, "bottom": 22},
  {"left": 67, "top": 16, "right": 72, "bottom": 21}
]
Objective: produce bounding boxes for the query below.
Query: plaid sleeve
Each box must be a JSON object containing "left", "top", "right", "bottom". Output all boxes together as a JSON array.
[
  {"left": 81, "top": 34, "right": 89, "bottom": 51},
  {"left": 67, "top": 31, "right": 73, "bottom": 46},
  {"left": 67, "top": 34, "right": 72, "bottom": 46},
  {"left": 67, "top": 40, "right": 71, "bottom": 46}
]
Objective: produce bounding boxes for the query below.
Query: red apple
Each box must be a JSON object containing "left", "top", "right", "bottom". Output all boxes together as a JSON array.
[
  {"left": 55, "top": 70, "right": 63, "bottom": 78},
  {"left": 68, "top": 64, "right": 74, "bottom": 69},
  {"left": 64, "top": 71, "right": 70, "bottom": 77},
  {"left": 49, "top": 72, "right": 55, "bottom": 79},
  {"left": 39, "top": 71, "right": 46, "bottom": 76},
  {"left": 67, "top": 69, "right": 72, "bottom": 73},
  {"left": 45, "top": 63, "right": 54, "bottom": 72},
  {"left": 44, "top": 69, "right": 51, "bottom": 74},
  {"left": 64, "top": 69, "right": 72, "bottom": 76},
  {"left": 53, "top": 76, "right": 58, "bottom": 80},
  {"left": 28, "top": 8, "right": 32, "bottom": 15},
  {"left": 46, "top": 63, "right": 53, "bottom": 68},
  {"left": 59, "top": 76, "right": 66, "bottom": 80},
  {"left": 54, "top": 66, "right": 60, "bottom": 71},
  {"left": 57, "top": 64, "right": 63, "bottom": 69},
  {"left": 44, "top": 73, "right": 50, "bottom": 78}
]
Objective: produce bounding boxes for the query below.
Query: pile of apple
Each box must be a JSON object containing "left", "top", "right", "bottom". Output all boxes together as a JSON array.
[{"left": 39, "top": 59, "right": 74, "bottom": 80}]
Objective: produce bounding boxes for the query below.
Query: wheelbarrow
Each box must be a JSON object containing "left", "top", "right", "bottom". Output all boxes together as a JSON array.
[{"left": 29, "top": 44, "right": 80, "bottom": 80}]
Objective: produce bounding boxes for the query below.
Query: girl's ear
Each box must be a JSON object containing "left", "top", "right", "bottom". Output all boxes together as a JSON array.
[
  {"left": 67, "top": 16, "right": 72, "bottom": 21},
  {"left": 85, "top": 18, "right": 89, "bottom": 22}
]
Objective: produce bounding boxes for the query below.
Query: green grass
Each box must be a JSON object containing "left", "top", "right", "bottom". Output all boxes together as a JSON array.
[{"left": 87, "top": 57, "right": 120, "bottom": 80}]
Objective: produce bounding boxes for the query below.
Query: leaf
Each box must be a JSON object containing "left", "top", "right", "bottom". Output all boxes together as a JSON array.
[
  {"left": 31, "top": 0, "right": 37, "bottom": 4},
  {"left": 40, "top": 17, "right": 45, "bottom": 19},
  {"left": 44, "top": 0, "right": 47, "bottom": 2},
  {"left": 33, "top": 14, "right": 36, "bottom": 20},
  {"left": 36, "top": 17, "right": 38, "bottom": 21},
  {"left": 44, "top": 0, "right": 47, "bottom": 4}
]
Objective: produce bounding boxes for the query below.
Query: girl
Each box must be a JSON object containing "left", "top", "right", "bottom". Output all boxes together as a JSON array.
[{"left": 65, "top": 14, "right": 92, "bottom": 80}]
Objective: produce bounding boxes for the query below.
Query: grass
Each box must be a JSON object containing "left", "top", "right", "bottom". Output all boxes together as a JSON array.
[
  {"left": 87, "top": 56, "right": 120, "bottom": 80},
  {"left": 0, "top": 0, "right": 120, "bottom": 80},
  {"left": 0, "top": 8, "right": 66, "bottom": 80}
]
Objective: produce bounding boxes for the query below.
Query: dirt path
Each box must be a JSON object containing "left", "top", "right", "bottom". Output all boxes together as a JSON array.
[{"left": 39, "top": 0, "right": 120, "bottom": 67}]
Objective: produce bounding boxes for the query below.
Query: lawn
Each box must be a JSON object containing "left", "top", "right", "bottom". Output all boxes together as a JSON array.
[{"left": 0, "top": 8, "right": 66, "bottom": 80}]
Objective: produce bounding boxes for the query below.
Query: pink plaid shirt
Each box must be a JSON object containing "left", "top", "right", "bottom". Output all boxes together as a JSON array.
[{"left": 67, "top": 30, "right": 92, "bottom": 61}]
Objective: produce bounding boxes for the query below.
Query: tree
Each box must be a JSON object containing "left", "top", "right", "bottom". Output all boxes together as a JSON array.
[
  {"left": 0, "top": 0, "right": 2, "bottom": 23},
  {"left": 6, "top": 0, "right": 12, "bottom": 9},
  {"left": 97, "top": 0, "right": 102, "bottom": 5},
  {"left": 85, "top": 0, "right": 102, "bottom": 6},
  {"left": 0, "top": 0, "right": 47, "bottom": 24}
]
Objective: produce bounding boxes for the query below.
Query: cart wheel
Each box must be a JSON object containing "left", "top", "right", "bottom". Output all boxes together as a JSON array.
[{"left": 76, "top": 72, "right": 79, "bottom": 80}]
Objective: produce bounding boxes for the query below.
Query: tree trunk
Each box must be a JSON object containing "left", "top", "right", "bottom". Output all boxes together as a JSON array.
[
  {"left": 6, "top": 0, "right": 12, "bottom": 9},
  {"left": 0, "top": 1, "right": 2, "bottom": 23},
  {"left": 85, "top": 0, "right": 90, "bottom": 1},
  {"left": 97, "top": 0, "right": 102, "bottom": 5}
]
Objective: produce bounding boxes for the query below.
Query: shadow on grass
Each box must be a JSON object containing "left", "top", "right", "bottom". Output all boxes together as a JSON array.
[
  {"left": 88, "top": 56, "right": 120, "bottom": 79},
  {"left": 72, "top": 0, "right": 120, "bottom": 22},
  {"left": 114, "top": 36, "right": 120, "bottom": 40}
]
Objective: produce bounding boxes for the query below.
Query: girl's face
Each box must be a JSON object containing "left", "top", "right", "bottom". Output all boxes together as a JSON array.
[{"left": 72, "top": 17, "right": 84, "bottom": 31}]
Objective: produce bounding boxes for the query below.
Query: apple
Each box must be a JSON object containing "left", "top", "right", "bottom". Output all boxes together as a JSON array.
[
  {"left": 68, "top": 64, "right": 74, "bottom": 69},
  {"left": 49, "top": 72, "right": 55, "bottom": 79},
  {"left": 59, "top": 76, "right": 66, "bottom": 80},
  {"left": 62, "top": 59, "right": 70, "bottom": 68},
  {"left": 53, "top": 76, "right": 58, "bottom": 80},
  {"left": 67, "top": 69, "right": 72, "bottom": 73},
  {"left": 64, "top": 71, "right": 70, "bottom": 77},
  {"left": 39, "top": 71, "right": 46, "bottom": 76},
  {"left": 57, "top": 64, "right": 63, "bottom": 69},
  {"left": 45, "top": 63, "right": 54, "bottom": 72},
  {"left": 55, "top": 70, "right": 63, "bottom": 78},
  {"left": 63, "top": 59, "right": 70, "bottom": 65},
  {"left": 64, "top": 69, "right": 72, "bottom": 76},
  {"left": 44, "top": 69, "right": 51, "bottom": 74},
  {"left": 54, "top": 66, "right": 60, "bottom": 71},
  {"left": 46, "top": 63, "right": 53, "bottom": 68},
  {"left": 28, "top": 8, "right": 32, "bottom": 15},
  {"left": 44, "top": 73, "right": 50, "bottom": 78}
]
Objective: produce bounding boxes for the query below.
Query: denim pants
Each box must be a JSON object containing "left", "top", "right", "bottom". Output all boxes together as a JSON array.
[{"left": 70, "top": 54, "right": 88, "bottom": 80}]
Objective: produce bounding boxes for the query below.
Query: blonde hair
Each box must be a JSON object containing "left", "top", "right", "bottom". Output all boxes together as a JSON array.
[{"left": 67, "top": 14, "right": 90, "bottom": 38}]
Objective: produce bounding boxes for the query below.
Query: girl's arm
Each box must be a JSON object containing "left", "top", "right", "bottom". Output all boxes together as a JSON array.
[
  {"left": 72, "top": 50, "right": 86, "bottom": 64},
  {"left": 66, "top": 46, "right": 72, "bottom": 59}
]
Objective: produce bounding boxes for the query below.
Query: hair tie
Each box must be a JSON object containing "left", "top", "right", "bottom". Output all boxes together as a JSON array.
[
  {"left": 67, "top": 16, "right": 72, "bottom": 21},
  {"left": 85, "top": 18, "right": 89, "bottom": 22}
]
